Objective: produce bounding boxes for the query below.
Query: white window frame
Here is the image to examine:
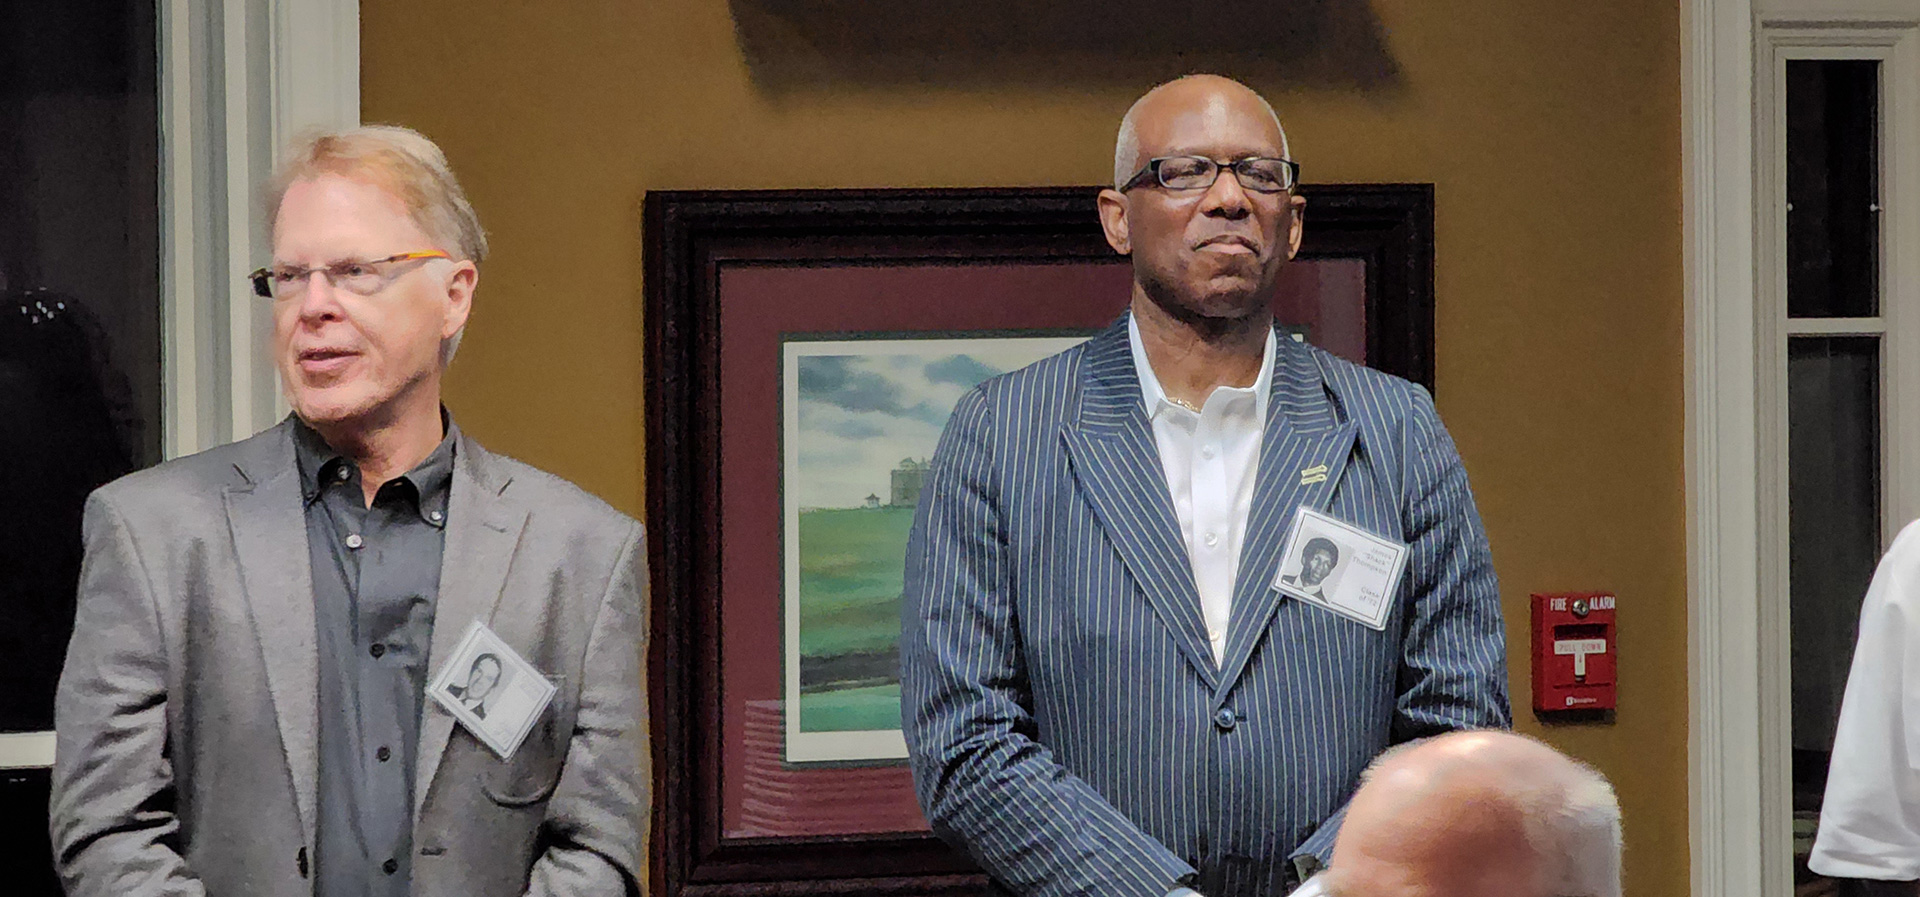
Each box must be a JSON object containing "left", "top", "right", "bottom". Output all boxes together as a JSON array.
[
  {"left": 0, "top": 0, "right": 357, "bottom": 773},
  {"left": 163, "top": 0, "right": 360, "bottom": 457},
  {"left": 1688, "top": 2, "right": 1920, "bottom": 895}
]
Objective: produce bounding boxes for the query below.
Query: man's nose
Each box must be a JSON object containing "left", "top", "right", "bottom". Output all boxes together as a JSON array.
[
  {"left": 295, "top": 271, "right": 344, "bottom": 320},
  {"left": 1198, "top": 168, "right": 1253, "bottom": 219}
]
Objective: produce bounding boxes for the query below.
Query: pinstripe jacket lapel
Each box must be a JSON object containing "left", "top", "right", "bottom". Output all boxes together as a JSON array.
[
  {"left": 1215, "top": 340, "right": 1359, "bottom": 697},
  {"left": 1061, "top": 320, "right": 1219, "bottom": 690}
]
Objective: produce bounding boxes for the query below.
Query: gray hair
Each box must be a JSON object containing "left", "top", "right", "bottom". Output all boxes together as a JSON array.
[
  {"left": 1359, "top": 733, "right": 1623, "bottom": 897},
  {"left": 1112, "top": 75, "right": 1294, "bottom": 188},
  {"left": 1533, "top": 762, "right": 1624, "bottom": 897},
  {"left": 267, "top": 124, "right": 487, "bottom": 366}
]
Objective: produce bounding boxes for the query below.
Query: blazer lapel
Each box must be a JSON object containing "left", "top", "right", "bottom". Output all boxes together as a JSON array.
[
  {"left": 415, "top": 435, "right": 528, "bottom": 818},
  {"left": 1061, "top": 319, "right": 1219, "bottom": 690},
  {"left": 223, "top": 420, "right": 321, "bottom": 841},
  {"left": 1214, "top": 338, "right": 1360, "bottom": 697}
]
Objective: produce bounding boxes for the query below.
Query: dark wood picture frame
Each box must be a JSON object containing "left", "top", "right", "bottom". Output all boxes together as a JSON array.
[{"left": 644, "top": 185, "right": 1435, "bottom": 897}]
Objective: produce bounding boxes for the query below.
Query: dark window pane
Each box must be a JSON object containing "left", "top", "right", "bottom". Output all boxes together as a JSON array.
[
  {"left": 0, "top": 770, "right": 59, "bottom": 897},
  {"left": 1788, "top": 335, "right": 1881, "bottom": 758},
  {"left": 1786, "top": 59, "right": 1880, "bottom": 318},
  {"left": 1788, "top": 336, "right": 1881, "bottom": 884},
  {"left": 0, "top": 0, "right": 161, "bottom": 733}
]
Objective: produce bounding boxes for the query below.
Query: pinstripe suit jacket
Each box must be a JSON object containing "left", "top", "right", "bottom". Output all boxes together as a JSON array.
[{"left": 901, "top": 315, "right": 1510, "bottom": 897}]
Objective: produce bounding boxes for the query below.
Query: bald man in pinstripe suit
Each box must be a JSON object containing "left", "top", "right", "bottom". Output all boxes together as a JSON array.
[{"left": 900, "top": 75, "right": 1510, "bottom": 897}]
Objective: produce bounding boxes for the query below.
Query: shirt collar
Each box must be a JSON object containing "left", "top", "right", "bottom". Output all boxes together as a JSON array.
[
  {"left": 292, "top": 410, "right": 460, "bottom": 527},
  {"left": 1126, "top": 311, "right": 1276, "bottom": 424},
  {"left": 293, "top": 418, "right": 344, "bottom": 506}
]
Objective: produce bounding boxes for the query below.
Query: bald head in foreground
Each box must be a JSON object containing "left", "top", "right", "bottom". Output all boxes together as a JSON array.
[
  {"left": 1303, "top": 731, "right": 1622, "bottom": 897},
  {"left": 901, "top": 73, "right": 1509, "bottom": 897}
]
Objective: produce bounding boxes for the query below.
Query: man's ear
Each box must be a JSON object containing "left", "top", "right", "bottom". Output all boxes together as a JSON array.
[
  {"left": 1284, "top": 193, "right": 1306, "bottom": 260},
  {"left": 1096, "top": 188, "right": 1132, "bottom": 255},
  {"left": 442, "top": 260, "right": 477, "bottom": 339}
]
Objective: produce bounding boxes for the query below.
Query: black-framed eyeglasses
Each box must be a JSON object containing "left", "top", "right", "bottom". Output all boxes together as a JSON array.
[
  {"left": 1120, "top": 155, "right": 1300, "bottom": 194},
  {"left": 248, "top": 250, "right": 451, "bottom": 299}
]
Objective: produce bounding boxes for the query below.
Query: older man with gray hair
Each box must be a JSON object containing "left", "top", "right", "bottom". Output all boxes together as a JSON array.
[
  {"left": 51, "top": 125, "right": 648, "bottom": 897},
  {"left": 1296, "top": 730, "right": 1622, "bottom": 897}
]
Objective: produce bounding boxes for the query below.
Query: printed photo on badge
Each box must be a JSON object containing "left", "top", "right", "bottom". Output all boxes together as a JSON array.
[
  {"left": 1278, "top": 528, "right": 1349, "bottom": 605},
  {"left": 428, "top": 621, "right": 558, "bottom": 759},
  {"left": 1272, "top": 506, "right": 1411, "bottom": 631}
]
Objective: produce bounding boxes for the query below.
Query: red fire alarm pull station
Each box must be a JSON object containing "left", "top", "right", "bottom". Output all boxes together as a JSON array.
[{"left": 1531, "top": 592, "right": 1616, "bottom": 714}]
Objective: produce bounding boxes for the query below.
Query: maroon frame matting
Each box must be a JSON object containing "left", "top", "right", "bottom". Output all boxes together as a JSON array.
[{"left": 644, "top": 185, "right": 1435, "bottom": 897}]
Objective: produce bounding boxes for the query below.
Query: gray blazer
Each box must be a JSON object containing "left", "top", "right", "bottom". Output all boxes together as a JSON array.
[{"left": 50, "top": 419, "right": 649, "bottom": 897}]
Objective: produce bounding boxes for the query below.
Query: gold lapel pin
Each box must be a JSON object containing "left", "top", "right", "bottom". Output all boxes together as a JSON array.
[{"left": 1299, "top": 464, "right": 1329, "bottom": 485}]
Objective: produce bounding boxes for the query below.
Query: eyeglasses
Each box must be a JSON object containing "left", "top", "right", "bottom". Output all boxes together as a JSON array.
[
  {"left": 249, "top": 250, "right": 451, "bottom": 299},
  {"left": 1120, "top": 155, "right": 1300, "bottom": 194}
]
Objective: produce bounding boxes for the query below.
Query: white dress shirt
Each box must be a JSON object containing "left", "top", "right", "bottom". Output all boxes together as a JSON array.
[
  {"left": 1808, "top": 517, "right": 1920, "bottom": 881},
  {"left": 1128, "top": 315, "right": 1275, "bottom": 665}
]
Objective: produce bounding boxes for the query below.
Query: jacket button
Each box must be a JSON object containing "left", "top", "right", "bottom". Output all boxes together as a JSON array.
[
  {"left": 1214, "top": 707, "right": 1238, "bottom": 731},
  {"left": 383, "top": 858, "right": 398, "bottom": 875}
]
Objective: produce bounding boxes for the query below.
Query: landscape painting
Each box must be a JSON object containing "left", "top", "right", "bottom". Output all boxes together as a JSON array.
[{"left": 781, "top": 334, "right": 1086, "bottom": 763}]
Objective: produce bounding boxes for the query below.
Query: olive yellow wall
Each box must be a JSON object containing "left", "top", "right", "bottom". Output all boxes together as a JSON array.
[{"left": 362, "top": 1, "right": 1687, "bottom": 893}]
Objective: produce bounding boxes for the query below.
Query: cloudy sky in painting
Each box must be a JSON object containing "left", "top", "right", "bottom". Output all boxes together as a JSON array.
[{"left": 789, "top": 338, "right": 1082, "bottom": 509}]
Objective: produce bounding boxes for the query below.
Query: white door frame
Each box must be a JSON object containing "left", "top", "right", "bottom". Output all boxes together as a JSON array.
[
  {"left": 1683, "top": 2, "right": 1767, "bottom": 894},
  {"left": 0, "top": 0, "right": 357, "bottom": 773},
  {"left": 1687, "top": 2, "right": 1920, "bottom": 895}
]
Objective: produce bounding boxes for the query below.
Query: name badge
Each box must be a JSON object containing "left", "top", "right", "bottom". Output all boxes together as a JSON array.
[
  {"left": 1272, "top": 506, "right": 1410, "bottom": 631},
  {"left": 428, "top": 620, "right": 558, "bottom": 759}
]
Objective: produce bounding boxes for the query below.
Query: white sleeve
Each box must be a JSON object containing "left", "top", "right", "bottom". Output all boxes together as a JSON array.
[{"left": 1809, "top": 518, "right": 1920, "bottom": 881}]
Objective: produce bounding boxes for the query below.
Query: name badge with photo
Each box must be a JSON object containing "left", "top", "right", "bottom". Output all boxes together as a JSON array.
[
  {"left": 428, "top": 620, "right": 559, "bottom": 759},
  {"left": 1271, "top": 506, "right": 1411, "bottom": 631}
]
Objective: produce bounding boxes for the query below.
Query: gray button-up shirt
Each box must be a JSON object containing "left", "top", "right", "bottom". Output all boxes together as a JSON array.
[{"left": 294, "top": 418, "right": 456, "bottom": 897}]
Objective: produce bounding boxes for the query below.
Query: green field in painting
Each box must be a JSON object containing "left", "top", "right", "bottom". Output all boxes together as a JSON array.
[
  {"left": 795, "top": 505, "right": 912, "bottom": 732},
  {"left": 798, "top": 683, "right": 903, "bottom": 732},
  {"left": 797, "top": 506, "right": 912, "bottom": 657}
]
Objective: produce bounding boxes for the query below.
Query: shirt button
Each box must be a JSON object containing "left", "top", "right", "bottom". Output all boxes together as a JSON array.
[
  {"left": 345, "top": 533, "right": 364, "bottom": 549},
  {"left": 1201, "top": 445, "right": 1218, "bottom": 460},
  {"left": 1214, "top": 707, "right": 1238, "bottom": 731},
  {"left": 429, "top": 510, "right": 443, "bottom": 523},
  {"left": 369, "top": 643, "right": 386, "bottom": 659},
  {"left": 1203, "top": 531, "right": 1219, "bottom": 548},
  {"left": 382, "top": 858, "right": 398, "bottom": 875},
  {"left": 376, "top": 745, "right": 391, "bottom": 762}
]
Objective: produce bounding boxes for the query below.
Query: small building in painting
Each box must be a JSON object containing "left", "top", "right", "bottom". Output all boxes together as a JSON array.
[
  {"left": 890, "top": 458, "right": 928, "bottom": 508},
  {"left": 864, "top": 493, "right": 881, "bottom": 509}
]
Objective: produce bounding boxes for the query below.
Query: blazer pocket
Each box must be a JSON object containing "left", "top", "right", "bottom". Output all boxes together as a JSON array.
[{"left": 481, "top": 675, "right": 568, "bottom": 807}]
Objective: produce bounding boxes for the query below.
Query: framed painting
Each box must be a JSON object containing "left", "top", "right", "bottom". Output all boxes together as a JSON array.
[{"left": 644, "top": 184, "right": 1434, "bottom": 896}]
